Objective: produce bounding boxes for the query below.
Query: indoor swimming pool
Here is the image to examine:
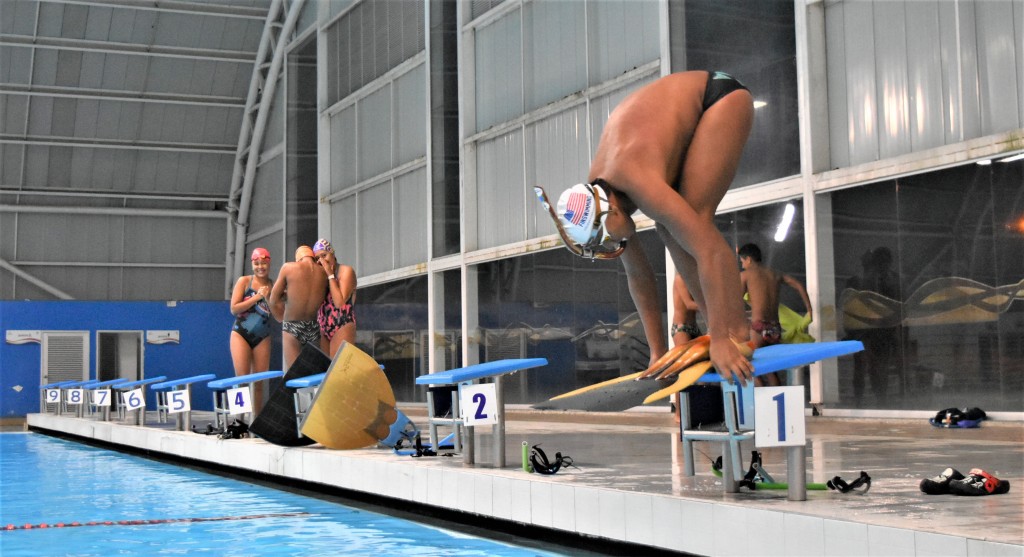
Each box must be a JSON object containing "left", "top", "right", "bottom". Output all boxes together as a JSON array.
[{"left": 0, "top": 433, "right": 563, "bottom": 556}]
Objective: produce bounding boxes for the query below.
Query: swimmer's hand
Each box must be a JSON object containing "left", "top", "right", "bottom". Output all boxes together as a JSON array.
[
  {"left": 709, "top": 336, "right": 754, "bottom": 385},
  {"left": 317, "top": 257, "right": 333, "bottom": 275}
]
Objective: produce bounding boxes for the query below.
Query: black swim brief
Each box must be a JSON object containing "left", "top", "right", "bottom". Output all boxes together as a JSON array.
[{"left": 702, "top": 71, "right": 749, "bottom": 112}]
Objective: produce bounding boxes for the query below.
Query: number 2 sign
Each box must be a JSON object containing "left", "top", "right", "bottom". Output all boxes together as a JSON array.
[
  {"left": 754, "top": 386, "right": 806, "bottom": 447},
  {"left": 459, "top": 383, "right": 498, "bottom": 426}
]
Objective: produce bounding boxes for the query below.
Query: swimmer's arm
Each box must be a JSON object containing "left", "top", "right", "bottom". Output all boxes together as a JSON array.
[
  {"left": 229, "top": 276, "right": 258, "bottom": 316},
  {"left": 330, "top": 265, "right": 356, "bottom": 306},
  {"left": 620, "top": 241, "right": 668, "bottom": 366},
  {"left": 783, "top": 273, "right": 813, "bottom": 322},
  {"left": 268, "top": 269, "right": 288, "bottom": 322},
  {"left": 617, "top": 174, "right": 753, "bottom": 383}
]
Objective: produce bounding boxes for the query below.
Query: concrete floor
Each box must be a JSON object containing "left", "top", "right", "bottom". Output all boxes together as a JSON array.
[{"left": 25, "top": 407, "right": 1024, "bottom": 556}]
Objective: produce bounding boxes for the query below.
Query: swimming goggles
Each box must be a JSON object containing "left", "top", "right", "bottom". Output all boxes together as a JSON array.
[{"left": 534, "top": 186, "right": 627, "bottom": 260}]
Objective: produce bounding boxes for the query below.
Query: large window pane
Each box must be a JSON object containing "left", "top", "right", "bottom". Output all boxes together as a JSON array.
[
  {"left": 827, "top": 161, "right": 1024, "bottom": 411},
  {"left": 475, "top": 230, "right": 667, "bottom": 404},
  {"left": 356, "top": 275, "right": 428, "bottom": 403}
]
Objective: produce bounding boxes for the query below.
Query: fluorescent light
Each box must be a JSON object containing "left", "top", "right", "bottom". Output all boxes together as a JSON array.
[
  {"left": 774, "top": 203, "right": 795, "bottom": 242},
  {"left": 998, "top": 152, "right": 1024, "bottom": 163},
  {"left": 753, "top": 100, "right": 767, "bottom": 109},
  {"left": 976, "top": 159, "right": 992, "bottom": 166}
]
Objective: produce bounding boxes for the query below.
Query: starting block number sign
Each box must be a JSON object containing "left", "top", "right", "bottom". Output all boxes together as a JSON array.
[
  {"left": 65, "top": 388, "right": 85, "bottom": 405},
  {"left": 166, "top": 390, "right": 192, "bottom": 414},
  {"left": 459, "top": 383, "right": 498, "bottom": 426},
  {"left": 92, "top": 389, "right": 112, "bottom": 407},
  {"left": 226, "top": 387, "right": 252, "bottom": 415},
  {"left": 45, "top": 389, "right": 61, "bottom": 404},
  {"left": 122, "top": 388, "right": 146, "bottom": 411},
  {"left": 754, "top": 386, "right": 806, "bottom": 447}
]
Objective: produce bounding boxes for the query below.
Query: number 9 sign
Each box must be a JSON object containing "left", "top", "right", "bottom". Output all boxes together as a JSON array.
[{"left": 459, "top": 383, "right": 497, "bottom": 426}]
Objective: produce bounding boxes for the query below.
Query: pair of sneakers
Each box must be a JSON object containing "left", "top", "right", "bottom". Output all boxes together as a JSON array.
[{"left": 920, "top": 468, "right": 1011, "bottom": 496}]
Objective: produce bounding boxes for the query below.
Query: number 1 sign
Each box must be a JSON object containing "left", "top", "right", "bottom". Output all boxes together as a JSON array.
[
  {"left": 459, "top": 383, "right": 498, "bottom": 426},
  {"left": 754, "top": 386, "right": 806, "bottom": 447}
]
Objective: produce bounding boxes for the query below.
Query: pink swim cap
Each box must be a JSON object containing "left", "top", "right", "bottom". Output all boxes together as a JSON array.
[{"left": 250, "top": 247, "right": 271, "bottom": 261}]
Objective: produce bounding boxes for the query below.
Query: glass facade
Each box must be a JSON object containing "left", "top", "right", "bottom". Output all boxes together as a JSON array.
[
  {"left": 254, "top": 0, "right": 1024, "bottom": 418},
  {"left": 825, "top": 160, "right": 1024, "bottom": 412}
]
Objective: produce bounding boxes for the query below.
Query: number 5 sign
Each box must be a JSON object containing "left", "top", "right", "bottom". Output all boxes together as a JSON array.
[
  {"left": 754, "top": 386, "right": 806, "bottom": 447},
  {"left": 459, "top": 383, "right": 497, "bottom": 426}
]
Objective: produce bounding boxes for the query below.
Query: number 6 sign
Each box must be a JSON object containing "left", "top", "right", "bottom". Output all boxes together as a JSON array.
[
  {"left": 459, "top": 383, "right": 498, "bottom": 426},
  {"left": 754, "top": 386, "right": 806, "bottom": 447}
]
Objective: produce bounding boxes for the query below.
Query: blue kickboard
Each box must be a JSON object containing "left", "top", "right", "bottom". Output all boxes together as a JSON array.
[
  {"left": 415, "top": 358, "right": 548, "bottom": 386},
  {"left": 697, "top": 341, "right": 864, "bottom": 382}
]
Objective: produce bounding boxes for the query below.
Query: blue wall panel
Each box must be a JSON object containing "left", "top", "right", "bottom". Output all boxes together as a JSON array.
[{"left": 0, "top": 301, "right": 233, "bottom": 418}]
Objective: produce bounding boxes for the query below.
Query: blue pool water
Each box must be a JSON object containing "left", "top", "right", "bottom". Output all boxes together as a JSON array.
[{"left": 0, "top": 433, "right": 560, "bottom": 556}]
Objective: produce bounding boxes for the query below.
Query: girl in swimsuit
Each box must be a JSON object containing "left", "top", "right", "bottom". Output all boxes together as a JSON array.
[
  {"left": 312, "top": 239, "right": 357, "bottom": 358},
  {"left": 230, "top": 247, "right": 274, "bottom": 412}
]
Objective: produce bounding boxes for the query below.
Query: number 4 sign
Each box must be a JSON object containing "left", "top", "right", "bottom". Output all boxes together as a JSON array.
[
  {"left": 754, "top": 386, "right": 806, "bottom": 447},
  {"left": 227, "top": 386, "right": 252, "bottom": 415},
  {"left": 459, "top": 383, "right": 498, "bottom": 426}
]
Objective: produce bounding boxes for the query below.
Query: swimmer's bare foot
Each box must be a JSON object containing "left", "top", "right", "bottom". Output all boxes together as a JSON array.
[{"left": 709, "top": 336, "right": 754, "bottom": 385}]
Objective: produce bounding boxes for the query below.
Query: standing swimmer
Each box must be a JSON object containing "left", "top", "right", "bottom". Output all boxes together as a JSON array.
[{"left": 229, "top": 247, "right": 274, "bottom": 414}]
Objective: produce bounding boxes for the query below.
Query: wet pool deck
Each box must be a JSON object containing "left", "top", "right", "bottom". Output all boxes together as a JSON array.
[{"left": 26, "top": 408, "right": 1023, "bottom": 556}]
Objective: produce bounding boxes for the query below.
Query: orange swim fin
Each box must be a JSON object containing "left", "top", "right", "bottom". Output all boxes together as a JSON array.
[{"left": 655, "top": 335, "right": 711, "bottom": 379}]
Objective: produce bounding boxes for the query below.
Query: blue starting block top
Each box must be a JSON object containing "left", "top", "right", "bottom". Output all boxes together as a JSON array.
[
  {"left": 113, "top": 376, "right": 168, "bottom": 390},
  {"left": 40, "top": 380, "right": 77, "bottom": 390},
  {"left": 86, "top": 378, "right": 129, "bottom": 389},
  {"left": 696, "top": 340, "right": 864, "bottom": 382},
  {"left": 286, "top": 372, "right": 327, "bottom": 389},
  {"left": 208, "top": 370, "right": 284, "bottom": 391},
  {"left": 59, "top": 380, "right": 95, "bottom": 389},
  {"left": 152, "top": 374, "right": 217, "bottom": 391},
  {"left": 414, "top": 358, "right": 548, "bottom": 386}
]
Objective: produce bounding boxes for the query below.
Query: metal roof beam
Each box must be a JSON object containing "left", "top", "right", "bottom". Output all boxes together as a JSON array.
[
  {"left": 0, "top": 204, "right": 228, "bottom": 219},
  {"left": 42, "top": 0, "right": 268, "bottom": 20},
  {"left": 1, "top": 84, "right": 245, "bottom": 108},
  {"left": 0, "top": 135, "right": 235, "bottom": 154},
  {"left": 1, "top": 35, "right": 255, "bottom": 62},
  {"left": 0, "top": 258, "right": 74, "bottom": 300},
  {"left": 0, "top": 187, "right": 228, "bottom": 203}
]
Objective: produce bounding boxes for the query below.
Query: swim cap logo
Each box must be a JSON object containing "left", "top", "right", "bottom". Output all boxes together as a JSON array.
[{"left": 564, "top": 191, "right": 592, "bottom": 226}]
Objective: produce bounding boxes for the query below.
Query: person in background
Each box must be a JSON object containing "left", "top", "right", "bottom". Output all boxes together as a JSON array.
[
  {"left": 229, "top": 247, "right": 274, "bottom": 414},
  {"left": 312, "top": 239, "right": 357, "bottom": 359},
  {"left": 269, "top": 246, "right": 328, "bottom": 371},
  {"left": 738, "top": 242, "right": 813, "bottom": 386}
]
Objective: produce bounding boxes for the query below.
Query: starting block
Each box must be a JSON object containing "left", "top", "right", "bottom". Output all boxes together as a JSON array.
[
  {"left": 679, "top": 341, "right": 863, "bottom": 501},
  {"left": 414, "top": 358, "right": 547, "bottom": 467},
  {"left": 151, "top": 374, "right": 217, "bottom": 431},
  {"left": 207, "top": 371, "right": 284, "bottom": 429}
]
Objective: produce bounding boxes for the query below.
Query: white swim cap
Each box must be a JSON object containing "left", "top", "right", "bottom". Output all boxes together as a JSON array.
[{"left": 555, "top": 183, "right": 611, "bottom": 247}]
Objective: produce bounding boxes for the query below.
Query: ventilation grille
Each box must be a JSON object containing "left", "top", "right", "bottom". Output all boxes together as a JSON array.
[{"left": 45, "top": 334, "right": 86, "bottom": 384}]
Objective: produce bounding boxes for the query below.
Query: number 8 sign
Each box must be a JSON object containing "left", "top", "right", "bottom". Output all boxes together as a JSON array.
[
  {"left": 754, "top": 386, "right": 806, "bottom": 447},
  {"left": 459, "top": 384, "right": 497, "bottom": 426}
]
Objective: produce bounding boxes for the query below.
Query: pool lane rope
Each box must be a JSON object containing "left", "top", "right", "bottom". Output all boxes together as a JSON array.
[{"left": 3, "top": 512, "right": 311, "bottom": 531}]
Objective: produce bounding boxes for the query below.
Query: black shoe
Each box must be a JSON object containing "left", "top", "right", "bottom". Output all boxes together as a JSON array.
[
  {"left": 948, "top": 469, "right": 1011, "bottom": 496},
  {"left": 920, "top": 467, "right": 965, "bottom": 494}
]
